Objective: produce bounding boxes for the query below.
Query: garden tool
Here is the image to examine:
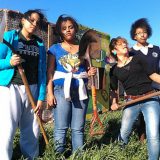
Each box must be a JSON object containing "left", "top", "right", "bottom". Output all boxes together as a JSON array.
[
  {"left": 0, "top": 11, "right": 49, "bottom": 145},
  {"left": 79, "top": 29, "right": 105, "bottom": 136},
  {"left": 118, "top": 91, "right": 160, "bottom": 109}
]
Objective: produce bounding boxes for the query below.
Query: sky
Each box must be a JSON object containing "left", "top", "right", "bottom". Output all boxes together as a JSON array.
[{"left": 1, "top": 0, "right": 160, "bottom": 46}]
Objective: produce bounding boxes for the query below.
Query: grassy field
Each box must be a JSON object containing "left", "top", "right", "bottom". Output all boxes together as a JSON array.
[{"left": 12, "top": 110, "right": 148, "bottom": 160}]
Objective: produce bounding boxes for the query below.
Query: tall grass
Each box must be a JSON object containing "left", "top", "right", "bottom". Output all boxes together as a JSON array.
[{"left": 12, "top": 111, "right": 148, "bottom": 160}]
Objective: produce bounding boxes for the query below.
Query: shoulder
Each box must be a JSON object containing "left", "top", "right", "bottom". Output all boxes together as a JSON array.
[
  {"left": 4, "top": 29, "right": 17, "bottom": 35},
  {"left": 129, "top": 48, "right": 138, "bottom": 56},
  {"left": 48, "top": 43, "right": 61, "bottom": 53},
  {"left": 110, "top": 63, "right": 117, "bottom": 74},
  {"left": 152, "top": 45, "right": 160, "bottom": 51},
  {"left": 148, "top": 45, "right": 160, "bottom": 58},
  {"left": 4, "top": 30, "right": 17, "bottom": 39}
]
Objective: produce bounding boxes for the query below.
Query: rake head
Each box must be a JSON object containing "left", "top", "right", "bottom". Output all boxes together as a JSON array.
[{"left": 89, "top": 110, "right": 105, "bottom": 136}]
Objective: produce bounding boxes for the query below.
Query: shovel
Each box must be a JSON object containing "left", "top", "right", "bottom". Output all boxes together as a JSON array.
[{"left": 118, "top": 91, "right": 160, "bottom": 109}]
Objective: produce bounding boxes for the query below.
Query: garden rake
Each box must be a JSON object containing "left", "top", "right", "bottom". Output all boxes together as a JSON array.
[{"left": 79, "top": 29, "right": 105, "bottom": 136}]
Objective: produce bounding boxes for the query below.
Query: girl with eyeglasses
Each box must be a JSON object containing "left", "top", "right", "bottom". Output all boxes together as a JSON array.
[
  {"left": 110, "top": 37, "right": 160, "bottom": 160},
  {"left": 0, "top": 9, "right": 47, "bottom": 159},
  {"left": 130, "top": 18, "right": 160, "bottom": 142}
]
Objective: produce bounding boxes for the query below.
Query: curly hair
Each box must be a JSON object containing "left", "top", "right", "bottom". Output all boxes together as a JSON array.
[{"left": 130, "top": 18, "right": 152, "bottom": 40}]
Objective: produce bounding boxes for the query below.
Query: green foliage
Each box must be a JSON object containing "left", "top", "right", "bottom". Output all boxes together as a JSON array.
[{"left": 12, "top": 111, "right": 148, "bottom": 160}]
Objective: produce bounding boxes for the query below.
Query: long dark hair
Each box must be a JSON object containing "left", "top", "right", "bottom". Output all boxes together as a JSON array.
[
  {"left": 55, "top": 14, "right": 79, "bottom": 40},
  {"left": 19, "top": 9, "right": 47, "bottom": 29}
]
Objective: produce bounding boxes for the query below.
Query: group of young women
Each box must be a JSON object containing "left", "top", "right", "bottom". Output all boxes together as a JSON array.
[
  {"left": 0, "top": 9, "right": 159, "bottom": 160},
  {"left": 110, "top": 19, "right": 160, "bottom": 160},
  {"left": 0, "top": 9, "right": 96, "bottom": 160}
]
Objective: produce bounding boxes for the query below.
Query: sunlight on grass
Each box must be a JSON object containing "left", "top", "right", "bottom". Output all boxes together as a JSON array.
[{"left": 12, "top": 111, "right": 148, "bottom": 160}]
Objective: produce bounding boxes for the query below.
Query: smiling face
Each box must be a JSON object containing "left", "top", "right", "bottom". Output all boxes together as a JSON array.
[
  {"left": 134, "top": 27, "right": 148, "bottom": 45},
  {"left": 60, "top": 20, "right": 76, "bottom": 42},
  {"left": 21, "top": 12, "right": 40, "bottom": 34},
  {"left": 113, "top": 39, "right": 129, "bottom": 56}
]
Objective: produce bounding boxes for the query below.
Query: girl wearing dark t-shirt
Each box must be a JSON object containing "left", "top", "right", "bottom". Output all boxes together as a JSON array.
[
  {"left": 0, "top": 9, "right": 47, "bottom": 159},
  {"left": 109, "top": 37, "right": 160, "bottom": 160}
]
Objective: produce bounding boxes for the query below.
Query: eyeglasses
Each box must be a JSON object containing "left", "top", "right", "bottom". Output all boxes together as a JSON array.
[{"left": 135, "top": 31, "right": 147, "bottom": 36}]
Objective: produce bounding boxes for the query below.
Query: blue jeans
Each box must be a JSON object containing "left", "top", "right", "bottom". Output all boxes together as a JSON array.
[
  {"left": 53, "top": 86, "right": 88, "bottom": 153},
  {"left": 120, "top": 97, "right": 160, "bottom": 160}
]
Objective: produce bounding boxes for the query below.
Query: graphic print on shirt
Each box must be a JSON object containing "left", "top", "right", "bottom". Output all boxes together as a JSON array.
[
  {"left": 59, "top": 53, "right": 80, "bottom": 72},
  {"left": 18, "top": 41, "right": 39, "bottom": 56},
  {"left": 11, "top": 39, "right": 40, "bottom": 85}
]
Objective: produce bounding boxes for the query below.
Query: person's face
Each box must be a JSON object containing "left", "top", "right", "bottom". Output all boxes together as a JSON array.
[
  {"left": 113, "top": 39, "right": 129, "bottom": 55},
  {"left": 22, "top": 13, "right": 40, "bottom": 34},
  {"left": 60, "top": 20, "right": 76, "bottom": 41},
  {"left": 134, "top": 28, "right": 148, "bottom": 44}
]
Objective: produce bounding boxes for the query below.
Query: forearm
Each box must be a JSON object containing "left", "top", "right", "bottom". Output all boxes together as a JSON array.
[
  {"left": 47, "top": 75, "right": 57, "bottom": 107},
  {"left": 47, "top": 54, "right": 55, "bottom": 95},
  {"left": 112, "top": 98, "right": 117, "bottom": 104},
  {"left": 47, "top": 79, "right": 54, "bottom": 95},
  {"left": 149, "top": 73, "right": 160, "bottom": 84}
]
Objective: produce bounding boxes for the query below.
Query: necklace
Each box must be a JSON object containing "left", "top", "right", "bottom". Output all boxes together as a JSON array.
[
  {"left": 123, "top": 57, "right": 132, "bottom": 66},
  {"left": 118, "top": 57, "right": 132, "bottom": 67},
  {"left": 62, "top": 41, "right": 78, "bottom": 54},
  {"left": 123, "top": 58, "right": 128, "bottom": 65}
]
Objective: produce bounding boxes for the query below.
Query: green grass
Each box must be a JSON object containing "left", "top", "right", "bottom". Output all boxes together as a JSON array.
[{"left": 12, "top": 111, "right": 148, "bottom": 160}]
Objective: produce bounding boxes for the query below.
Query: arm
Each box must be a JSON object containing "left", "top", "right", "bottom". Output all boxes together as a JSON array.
[
  {"left": 111, "top": 97, "right": 119, "bottom": 111},
  {"left": 47, "top": 54, "right": 57, "bottom": 108},
  {"left": 149, "top": 73, "right": 160, "bottom": 84},
  {"left": 110, "top": 89, "right": 119, "bottom": 111},
  {"left": 0, "top": 30, "right": 18, "bottom": 70},
  {"left": 0, "top": 43, "right": 12, "bottom": 70},
  {"left": 37, "top": 42, "right": 47, "bottom": 101},
  {"left": 109, "top": 64, "right": 120, "bottom": 110}
]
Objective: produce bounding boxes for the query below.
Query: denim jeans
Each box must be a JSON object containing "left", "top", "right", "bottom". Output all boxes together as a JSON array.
[
  {"left": 120, "top": 97, "right": 160, "bottom": 160},
  {"left": 53, "top": 85, "right": 88, "bottom": 153}
]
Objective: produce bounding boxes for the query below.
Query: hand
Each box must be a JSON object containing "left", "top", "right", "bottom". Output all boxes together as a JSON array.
[
  {"left": 34, "top": 100, "right": 44, "bottom": 116},
  {"left": 47, "top": 93, "right": 57, "bottom": 109},
  {"left": 111, "top": 102, "right": 119, "bottom": 111},
  {"left": 88, "top": 67, "right": 97, "bottom": 76},
  {"left": 10, "top": 54, "right": 22, "bottom": 66}
]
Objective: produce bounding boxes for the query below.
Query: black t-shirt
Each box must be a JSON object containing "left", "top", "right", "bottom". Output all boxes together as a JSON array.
[
  {"left": 11, "top": 32, "right": 39, "bottom": 85},
  {"left": 110, "top": 54, "right": 155, "bottom": 95}
]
